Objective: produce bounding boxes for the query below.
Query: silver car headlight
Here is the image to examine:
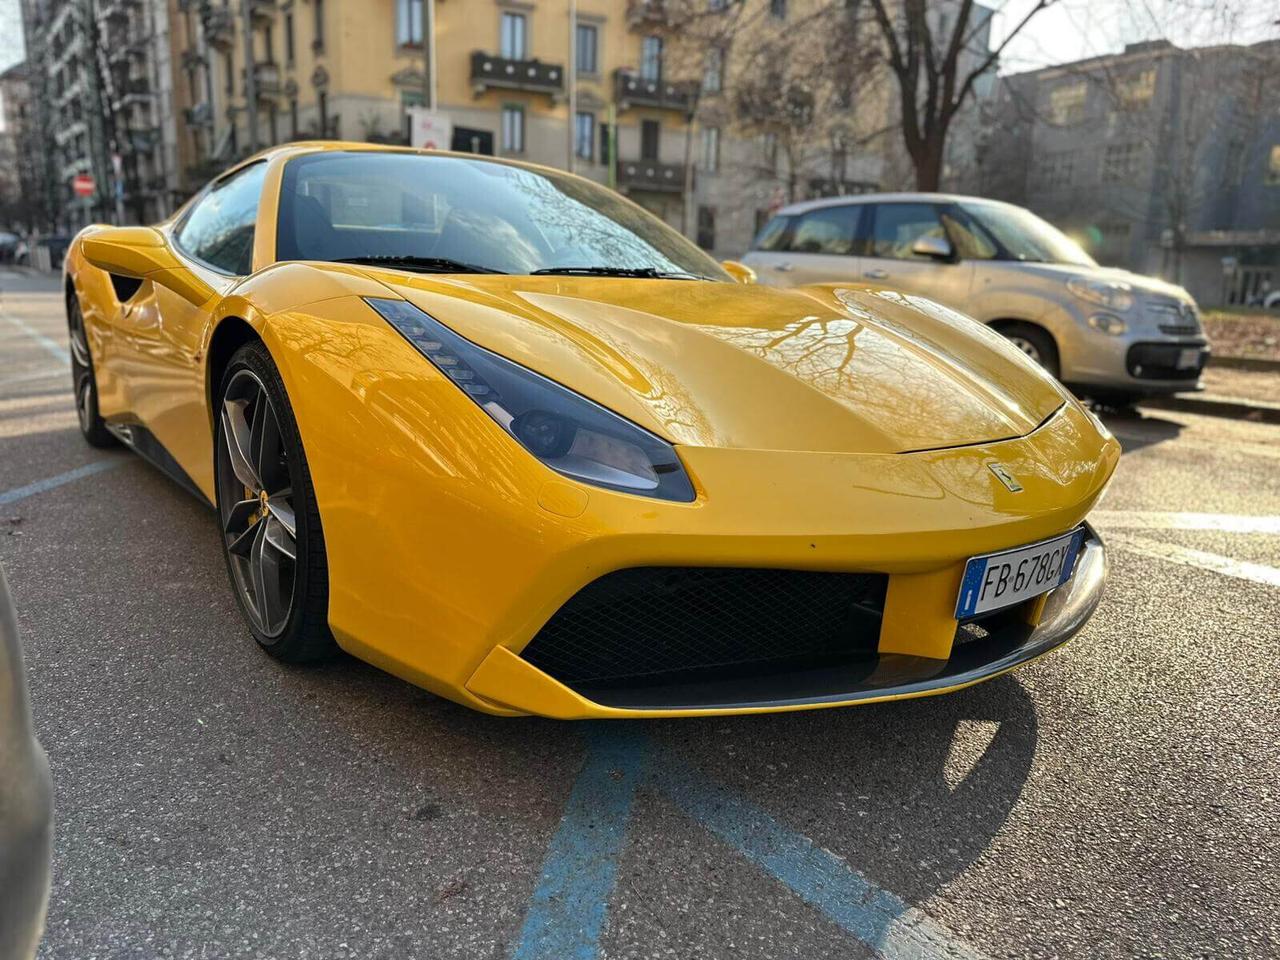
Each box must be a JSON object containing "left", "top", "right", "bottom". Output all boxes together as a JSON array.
[
  {"left": 1067, "top": 276, "right": 1134, "bottom": 312},
  {"left": 366, "top": 298, "right": 696, "bottom": 502}
]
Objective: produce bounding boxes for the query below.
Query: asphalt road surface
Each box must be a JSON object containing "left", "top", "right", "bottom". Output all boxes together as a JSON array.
[{"left": 2, "top": 267, "right": 1277, "bottom": 960}]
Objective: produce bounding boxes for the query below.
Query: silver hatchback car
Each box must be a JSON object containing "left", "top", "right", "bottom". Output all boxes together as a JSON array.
[{"left": 743, "top": 193, "right": 1210, "bottom": 403}]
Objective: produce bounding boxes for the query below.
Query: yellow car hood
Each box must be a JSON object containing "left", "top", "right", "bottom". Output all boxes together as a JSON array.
[{"left": 371, "top": 273, "right": 1068, "bottom": 455}]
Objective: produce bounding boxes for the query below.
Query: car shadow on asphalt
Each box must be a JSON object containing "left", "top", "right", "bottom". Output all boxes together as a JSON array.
[{"left": 1102, "top": 410, "right": 1185, "bottom": 455}]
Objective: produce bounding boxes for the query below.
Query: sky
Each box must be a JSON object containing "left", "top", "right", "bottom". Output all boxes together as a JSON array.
[
  {"left": 991, "top": 0, "right": 1280, "bottom": 74},
  {"left": 0, "top": 0, "right": 1276, "bottom": 78}
]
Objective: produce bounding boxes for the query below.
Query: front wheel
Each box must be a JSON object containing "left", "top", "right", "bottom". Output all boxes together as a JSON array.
[
  {"left": 997, "top": 322, "right": 1061, "bottom": 380},
  {"left": 214, "top": 340, "right": 336, "bottom": 662}
]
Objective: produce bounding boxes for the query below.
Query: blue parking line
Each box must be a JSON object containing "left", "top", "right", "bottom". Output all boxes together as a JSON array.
[
  {"left": 512, "top": 725, "right": 649, "bottom": 960},
  {"left": 0, "top": 460, "right": 123, "bottom": 508},
  {"left": 652, "top": 762, "right": 988, "bottom": 960}
]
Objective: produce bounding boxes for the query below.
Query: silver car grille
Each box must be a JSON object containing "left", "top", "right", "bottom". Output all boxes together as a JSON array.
[{"left": 1146, "top": 299, "right": 1201, "bottom": 337}]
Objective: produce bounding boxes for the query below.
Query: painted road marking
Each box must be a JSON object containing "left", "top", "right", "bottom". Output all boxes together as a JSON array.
[
  {"left": 513, "top": 728, "right": 986, "bottom": 960},
  {"left": 1, "top": 312, "right": 70, "bottom": 365},
  {"left": 513, "top": 725, "right": 649, "bottom": 960},
  {"left": 1111, "top": 534, "right": 1280, "bottom": 589},
  {"left": 1092, "top": 510, "right": 1280, "bottom": 536},
  {"left": 0, "top": 367, "right": 66, "bottom": 388},
  {"left": 0, "top": 460, "right": 123, "bottom": 508},
  {"left": 653, "top": 763, "right": 989, "bottom": 960}
]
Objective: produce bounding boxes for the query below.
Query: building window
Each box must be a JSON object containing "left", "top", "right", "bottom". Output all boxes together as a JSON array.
[
  {"left": 223, "top": 51, "right": 233, "bottom": 94},
  {"left": 1267, "top": 145, "right": 1280, "bottom": 186},
  {"left": 318, "top": 90, "right": 329, "bottom": 135},
  {"left": 770, "top": 0, "right": 787, "bottom": 18},
  {"left": 576, "top": 23, "right": 598, "bottom": 75},
  {"left": 313, "top": 0, "right": 325, "bottom": 53},
  {"left": 290, "top": 97, "right": 298, "bottom": 138},
  {"left": 697, "top": 205, "right": 716, "bottom": 250},
  {"left": 701, "top": 125, "right": 720, "bottom": 174},
  {"left": 397, "top": 0, "right": 424, "bottom": 47},
  {"left": 284, "top": 11, "right": 295, "bottom": 63},
  {"left": 263, "top": 24, "right": 275, "bottom": 63},
  {"left": 501, "top": 104, "right": 525, "bottom": 153},
  {"left": 640, "top": 35, "right": 663, "bottom": 82},
  {"left": 599, "top": 122, "right": 612, "bottom": 166},
  {"left": 574, "top": 111, "right": 595, "bottom": 161},
  {"left": 640, "top": 119, "right": 659, "bottom": 161},
  {"left": 501, "top": 12, "right": 527, "bottom": 60},
  {"left": 1102, "top": 142, "right": 1141, "bottom": 183},
  {"left": 1040, "top": 151, "right": 1076, "bottom": 190},
  {"left": 1048, "top": 81, "right": 1086, "bottom": 125},
  {"left": 702, "top": 47, "right": 723, "bottom": 94},
  {"left": 401, "top": 88, "right": 425, "bottom": 139},
  {"left": 1113, "top": 68, "right": 1155, "bottom": 110}
]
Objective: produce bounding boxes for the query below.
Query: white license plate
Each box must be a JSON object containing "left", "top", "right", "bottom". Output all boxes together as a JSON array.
[
  {"left": 955, "top": 528, "right": 1085, "bottom": 619},
  {"left": 1176, "top": 348, "right": 1201, "bottom": 369}
]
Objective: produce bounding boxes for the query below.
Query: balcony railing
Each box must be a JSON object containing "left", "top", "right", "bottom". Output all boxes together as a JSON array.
[
  {"left": 616, "top": 159, "right": 687, "bottom": 194},
  {"left": 470, "top": 52, "right": 564, "bottom": 99},
  {"left": 614, "top": 70, "right": 697, "bottom": 114},
  {"left": 626, "top": 0, "right": 676, "bottom": 29},
  {"left": 252, "top": 61, "right": 281, "bottom": 97},
  {"left": 202, "top": 7, "right": 234, "bottom": 50}
]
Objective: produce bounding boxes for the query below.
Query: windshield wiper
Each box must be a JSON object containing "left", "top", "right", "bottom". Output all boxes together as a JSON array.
[
  {"left": 531, "top": 265, "right": 706, "bottom": 280},
  {"left": 335, "top": 255, "right": 507, "bottom": 275}
]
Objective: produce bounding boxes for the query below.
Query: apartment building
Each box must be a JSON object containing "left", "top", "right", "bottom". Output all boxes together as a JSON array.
[
  {"left": 978, "top": 38, "right": 1280, "bottom": 305},
  {"left": 19, "top": 0, "right": 182, "bottom": 230}
]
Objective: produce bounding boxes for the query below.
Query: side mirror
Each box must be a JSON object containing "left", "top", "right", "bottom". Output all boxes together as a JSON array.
[
  {"left": 910, "top": 235, "right": 954, "bottom": 261},
  {"left": 81, "top": 226, "right": 212, "bottom": 304},
  {"left": 721, "top": 260, "right": 757, "bottom": 284}
]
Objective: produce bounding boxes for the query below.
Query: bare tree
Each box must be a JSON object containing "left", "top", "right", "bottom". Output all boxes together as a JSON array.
[{"left": 863, "top": 0, "right": 1058, "bottom": 190}]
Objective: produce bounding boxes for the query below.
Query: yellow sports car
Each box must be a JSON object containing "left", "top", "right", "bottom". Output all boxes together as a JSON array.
[{"left": 65, "top": 143, "right": 1119, "bottom": 718}]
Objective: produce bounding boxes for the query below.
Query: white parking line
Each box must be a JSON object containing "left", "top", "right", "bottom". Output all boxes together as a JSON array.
[
  {"left": 0, "top": 368, "right": 66, "bottom": 387},
  {"left": 1110, "top": 534, "right": 1280, "bottom": 588},
  {"left": 0, "top": 313, "right": 69, "bottom": 365},
  {"left": 1092, "top": 511, "right": 1280, "bottom": 536}
]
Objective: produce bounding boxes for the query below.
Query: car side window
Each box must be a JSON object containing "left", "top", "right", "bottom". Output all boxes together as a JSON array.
[
  {"left": 941, "top": 207, "right": 999, "bottom": 260},
  {"left": 752, "top": 215, "right": 791, "bottom": 252},
  {"left": 866, "top": 203, "right": 947, "bottom": 260},
  {"left": 175, "top": 162, "right": 268, "bottom": 275},
  {"left": 785, "top": 205, "right": 860, "bottom": 255}
]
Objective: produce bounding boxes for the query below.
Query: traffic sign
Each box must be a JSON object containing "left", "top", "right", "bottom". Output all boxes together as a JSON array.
[{"left": 72, "top": 173, "right": 95, "bottom": 198}]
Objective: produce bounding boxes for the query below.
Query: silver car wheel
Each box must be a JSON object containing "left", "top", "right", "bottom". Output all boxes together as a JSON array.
[
  {"left": 1007, "top": 335, "right": 1043, "bottom": 366},
  {"left": 216, "top": 369, "right": 297, "bottom": 638}
]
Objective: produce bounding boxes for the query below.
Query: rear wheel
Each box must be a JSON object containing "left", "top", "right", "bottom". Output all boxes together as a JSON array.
[
  {"left": 214, "top": 340, "right": 336, "bottom": 662},
  {"left": 997, "top": 322, "right": 1060, "bottom": 380},
  {"left": 68, "top": 298, "right": 117, "bottom": 448}
]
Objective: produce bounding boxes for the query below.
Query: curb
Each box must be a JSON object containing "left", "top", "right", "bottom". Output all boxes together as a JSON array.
[
  {"left": 1210, "top": 355, "right": 1280, "bottom": 373},
  {"left": 1140, "top": 393, "right": 1280, "bottom": 424}
]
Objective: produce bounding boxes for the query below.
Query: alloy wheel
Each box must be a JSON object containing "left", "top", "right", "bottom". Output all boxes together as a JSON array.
[
  {"left": 69, "top": 308, "right": 94, "bottom": 432},
  {"left": 1008, "top": 336, "right": 1043, "bottom": 366},
  {"left": 217, "top": 369, "right": 297, "bottom": 638}
]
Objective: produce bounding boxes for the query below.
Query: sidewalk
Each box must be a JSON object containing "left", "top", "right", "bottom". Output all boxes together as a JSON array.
[
  {"left": 0, "top": 267, "right": 62, "bottom": 296},
  {"left": 1141, "top": 365, "right": 1280, "bottom": 424}
]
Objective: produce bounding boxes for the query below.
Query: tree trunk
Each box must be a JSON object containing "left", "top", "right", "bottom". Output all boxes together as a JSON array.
[{"left": 913, "top": 137, "right": 945, "bottom": 192}]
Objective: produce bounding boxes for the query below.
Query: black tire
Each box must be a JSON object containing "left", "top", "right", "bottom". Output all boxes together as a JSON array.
[
  {"left": 213, "top": 339, "right": 336, "bottom": 662},
  {"left": 1088, "top": 391, "right": 1143, "bottom": 415},
  {"left": 997, "top": 322, "right": 1060, "bottom": 380},
  {"left": 68, "top": 297, "right": 118, "bottom": 448}
]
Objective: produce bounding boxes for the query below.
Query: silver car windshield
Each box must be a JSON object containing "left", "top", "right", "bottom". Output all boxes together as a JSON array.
[{"left": 959, "top": 201, "right": 1097, "bottom": 268}]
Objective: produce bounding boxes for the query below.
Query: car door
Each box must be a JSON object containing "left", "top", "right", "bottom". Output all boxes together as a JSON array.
[
  {"left": 747, "top": 204, "right": 863, "bottom": 288},
  {"left": 860, "top": 202, "right": 973, "bottom": 308},
  {"left": 132, "top": 162, "right": 267, "bottom": 493}
]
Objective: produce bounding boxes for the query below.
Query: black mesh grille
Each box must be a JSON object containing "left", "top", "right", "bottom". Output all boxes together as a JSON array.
[
  {"left": 520, "top": 567, "right": 887, "bottom": 689},
  {"left": 1126, "top": 342, "right": 1206, "bottom": 380}
]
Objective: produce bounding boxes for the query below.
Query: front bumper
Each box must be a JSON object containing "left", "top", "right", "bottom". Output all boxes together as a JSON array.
[
  {"left": 465, "top": 526, "right": 1107, "bottom": 717},
  {"left": 1052, "top": 302, "right": 1210, "bottom": 395}
]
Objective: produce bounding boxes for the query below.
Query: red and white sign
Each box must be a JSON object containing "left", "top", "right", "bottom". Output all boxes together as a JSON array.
[
  {"left": 408, "top": 108, "right": 452, "bottom": 151},
  {"left": 72, "top": 173, "right": 96, "bottom": 198}
]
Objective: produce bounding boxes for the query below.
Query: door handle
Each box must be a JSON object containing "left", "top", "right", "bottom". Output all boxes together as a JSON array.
[
  {"left": 863, "top": 268, "right": 888, "bottom": 280},
  {"left": 773, "top": 262, "right": 794, "bottom": 272}
]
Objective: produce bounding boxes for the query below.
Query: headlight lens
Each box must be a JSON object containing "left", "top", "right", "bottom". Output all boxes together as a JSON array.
[
  {"left": 1086, "top": 312, "right": 1127, "bottom": 335},
  {"left": 1067, "top": 276, "right": 1134, "bottom": 312},
  {"left": 366, "top": 297, "right": 696, "bottom": 502}
]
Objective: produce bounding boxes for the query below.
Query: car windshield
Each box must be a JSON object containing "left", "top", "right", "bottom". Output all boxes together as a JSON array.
[
  {"left": 276, "top": 151, "right": 730, "bottom": 280},
  {"left": 958, "top": 201, "right": 1096, "bottom": 267}
]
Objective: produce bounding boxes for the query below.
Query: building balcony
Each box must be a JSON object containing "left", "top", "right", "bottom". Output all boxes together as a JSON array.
[
  {"left": 202, "top": 7, "right": 234, "bottom": 51},
  {"left": 614, "top": 70, "right": 697, "bottom": 114},
  {"left": 626, "top": 0, "right": 675, "bottom": 29},
  {"left": 249, "top": 0, "right": 277, "bottom": 25},
  {"left": 251, "top": 61, "right": 281, "bottom": 98},
  {"left": 470, "top": 52, "right": 564, "bottom": 100},
  {"left": 184, "top": 102, "right": 213, "bottom": 127},
  {"left": 616, "top": 158, "right": 686, "bottom": 194}
]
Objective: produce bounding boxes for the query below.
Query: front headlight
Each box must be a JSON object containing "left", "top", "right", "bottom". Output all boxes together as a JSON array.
[
  {"left": 1067, "top": 276, "right": 1134, "bottom": 312},
  {"left": 1086, "top": 312, "right": 1127, "bottom": 335},
  {"left": 366, "top": 297, "right": 696, "bottom": 502}
]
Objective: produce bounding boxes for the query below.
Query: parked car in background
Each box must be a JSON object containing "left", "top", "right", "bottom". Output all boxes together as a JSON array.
[{"left": 744, "top": 194, "right": 1210, "bottom": 406}]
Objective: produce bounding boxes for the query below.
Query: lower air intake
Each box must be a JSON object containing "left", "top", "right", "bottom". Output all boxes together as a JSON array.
[{"left": 520, "top": 566, "right": 888, "bottom": 690}]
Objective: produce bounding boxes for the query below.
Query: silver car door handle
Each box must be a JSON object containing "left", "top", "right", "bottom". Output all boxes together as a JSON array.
[
  {"left": 863, "top": 268, "right": 888, "bottom": 279},
  {"left": 773, "top": 262, "right": 794, "bottom": 272}
]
